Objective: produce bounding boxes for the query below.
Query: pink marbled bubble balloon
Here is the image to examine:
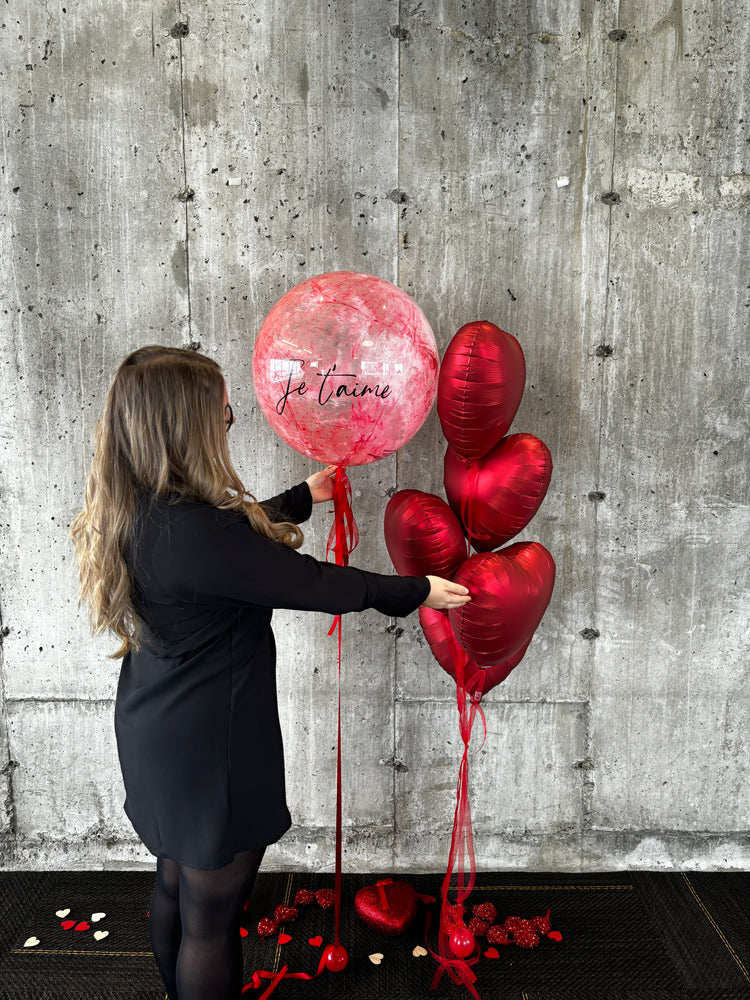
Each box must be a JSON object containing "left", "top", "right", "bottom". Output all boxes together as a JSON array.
[{"left": 253, "top": 272, "right": 439, "bottom": 466}]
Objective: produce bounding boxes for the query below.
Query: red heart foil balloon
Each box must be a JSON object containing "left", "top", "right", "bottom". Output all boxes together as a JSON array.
[
  {"left": 444, "top": 434, "right": 553, "bottom": 553},
  {"left": 384, "top": 490, "right": 467, "bottom": 579},
  {"left": 419, "top": 608, "right": 531, "bottom": 697},
  {"left": 449, "top": 543, "right": 555, "bottom": 666},
  {"left": 353, "top": 880, "right": 418, "bottom": 937},
  {"left": 437, "top": 321, "right": 526, "bottom": 464}
]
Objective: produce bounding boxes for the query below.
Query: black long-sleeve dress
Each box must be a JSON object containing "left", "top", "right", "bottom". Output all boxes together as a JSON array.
[{"left": 114, "top": 482, "right": 430, "bottom": 870}]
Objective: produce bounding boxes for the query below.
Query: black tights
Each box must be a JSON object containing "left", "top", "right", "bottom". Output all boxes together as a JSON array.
[{"left": 148, "top": 847, "right": 265, "bottom": 1000}]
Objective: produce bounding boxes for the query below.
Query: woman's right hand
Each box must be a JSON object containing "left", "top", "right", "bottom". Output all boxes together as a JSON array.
[{"left": 421, "top": 575, "right": 471, "bottom": 610}]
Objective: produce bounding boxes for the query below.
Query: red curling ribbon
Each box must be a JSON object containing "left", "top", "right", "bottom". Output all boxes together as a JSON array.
[
  {"left": 326, "top": 465, "right": 359, "bottom": 567},
  {"left": 243, "top": 951, "right": 331, "bottom": 997}
]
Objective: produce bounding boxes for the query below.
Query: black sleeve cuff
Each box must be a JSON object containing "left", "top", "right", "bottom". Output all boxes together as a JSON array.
[
  {"left": 365, "top": 573, "right": 431, "bottom": 618},
  {"left": 260, "top": 482, "right": 313, "bottom": 525}
]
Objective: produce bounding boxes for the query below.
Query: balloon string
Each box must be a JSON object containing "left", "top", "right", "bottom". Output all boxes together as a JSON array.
[
  {"left": 326, "top": 466, "right": 358, "bottom": 948},
  {"left": 426, "top": 625, "right": 482, "bottom": 999}
]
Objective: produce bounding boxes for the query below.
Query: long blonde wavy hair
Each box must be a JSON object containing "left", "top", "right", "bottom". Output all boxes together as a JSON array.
[{"left": 71, "top": 345, "right": 303, "bottom": 658}]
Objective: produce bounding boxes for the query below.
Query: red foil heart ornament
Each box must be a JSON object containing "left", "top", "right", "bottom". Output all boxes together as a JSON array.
[
  {"left": 444, "top": 435, "right": 553, "bottom": 552},
  {"left": 353, "top": 880, "right": 418, "bottom": 936},
  {"left": 419, "top": 608, "right": 531, "bottom": 697},
  {"left": 437, "top": 321, "right": 526, "bottom": 464},
  {"left": 449, "top": 543, "right": 556, "bottom": 666},
  {"left": 384, "top": 490, "right": 467, "bottom": 579}
]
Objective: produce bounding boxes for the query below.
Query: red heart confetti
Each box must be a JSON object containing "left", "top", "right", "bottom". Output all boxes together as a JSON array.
[
  {"left": 308, "top": 935, "right": 323, "bottom": 947},
  {"left": 484, "top": 947, "right": 500, "bottom": 959},
  {"left": 294, "top": 889, "right": 315, "bottom": 906},
  {"left": 278, "top": 933, "right": 292, "bottom": 944},
  {"left": 74, "top": 921, "right": 90, "bottom": 932},
  {"left": 548, "top": 930, "right": 563, "bottom": 942},
  {"left": 60, "top": 920, "right": 76, "bottom": 931},
  {"left": 239, "top": 926, "right": 248, "bottom": 938}
]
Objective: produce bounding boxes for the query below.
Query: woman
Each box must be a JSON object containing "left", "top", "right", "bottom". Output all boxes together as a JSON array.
[{"left": 71, "top": 345, "right": 469, "bottom": 1000}]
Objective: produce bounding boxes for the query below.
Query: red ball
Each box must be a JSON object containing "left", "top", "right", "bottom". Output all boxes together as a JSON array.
[
  {"left": 449, "top": 925, "right": 476, "bottom": 959},
  {"left": 323, "top": 943, "right": 349, "bottom": 972},
  {"left": 294, "top": 889, "right": 315, "bottom": 906}
]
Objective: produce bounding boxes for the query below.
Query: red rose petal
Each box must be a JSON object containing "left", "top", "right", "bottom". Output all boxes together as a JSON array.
[
  {"left": 548, "top": 930, "right": 563, "bottom": 942},
  {"left": 278, "top": 933, "right": 292, "bottom": 944},
  {"left": 308, "top": 935, "right": 323, "bottom": 947},
  {"left": 484, "top": 947, "right": 500, "bottom": 959}
]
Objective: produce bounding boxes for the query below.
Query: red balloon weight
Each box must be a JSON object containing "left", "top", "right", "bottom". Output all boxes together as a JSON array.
[
  {"left": 419, "top": 607, "right": 531, "bottom": 697},
  {"left": 449, "top": 925, "right": 476, "bottom": 958},
  {"left": 449, "top": 543, "right": 555, "bottom": 666},
  {"left": 437, "top": 321, "right": 526, "bottom": 464},
  {"left": 253, "top": 272, "right": 439, "bottom": 466},
  {"left": 444, "top": 434, "right": 553, "bottom": 552},
  {"left": 323, "top": 943, "right": 349, "bottom": 972},
  {"left": 384, "top": 490, "right": 467, "bottom": 579}
]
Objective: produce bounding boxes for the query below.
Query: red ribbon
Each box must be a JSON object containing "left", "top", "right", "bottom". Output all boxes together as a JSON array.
[
  {"left": 428, "top": 626, "right": 485, "bottom": 1000},
  {"left": 325, "top": 465, "right": 359, "bottom": 946},
  {"left": 376, "top": 879, "right": 393, "bottom": 911},
  {"left": 242, "top": 951, "right": 330, "bottom": 996}
]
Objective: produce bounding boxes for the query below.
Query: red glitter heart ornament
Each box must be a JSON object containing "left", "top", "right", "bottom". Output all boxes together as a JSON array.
[{"left": 353, "top": 880, "right": 418, "bottom": 937}]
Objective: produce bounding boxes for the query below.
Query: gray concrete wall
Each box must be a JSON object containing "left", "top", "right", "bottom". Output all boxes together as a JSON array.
[{"left": 0, "top": 1, "right": 747, "bottom": 872}]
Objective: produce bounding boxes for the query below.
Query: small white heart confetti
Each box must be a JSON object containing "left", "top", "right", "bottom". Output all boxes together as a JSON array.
[
  {"left": 368, "top": 953, "right": 384, "bottom": 965},
  {"left": 93, "top": 930, "right": 109, "bottom": 941},
  {"left": 412, "top": 945, "right": 428, "bottom": 957},
  {"left": 55, "top": 909, "right": 70, "bottom": 918},
  {"left": 91, "top": 912, "right": 106, "bottom": 922},
  {"left": 23, "top": 937, "right": 40, "bottom": 948}
]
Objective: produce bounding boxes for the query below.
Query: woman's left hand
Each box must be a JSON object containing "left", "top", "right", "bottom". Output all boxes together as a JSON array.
[{"left": 306, "top": 465, "right": 337, "bottom": 504}]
